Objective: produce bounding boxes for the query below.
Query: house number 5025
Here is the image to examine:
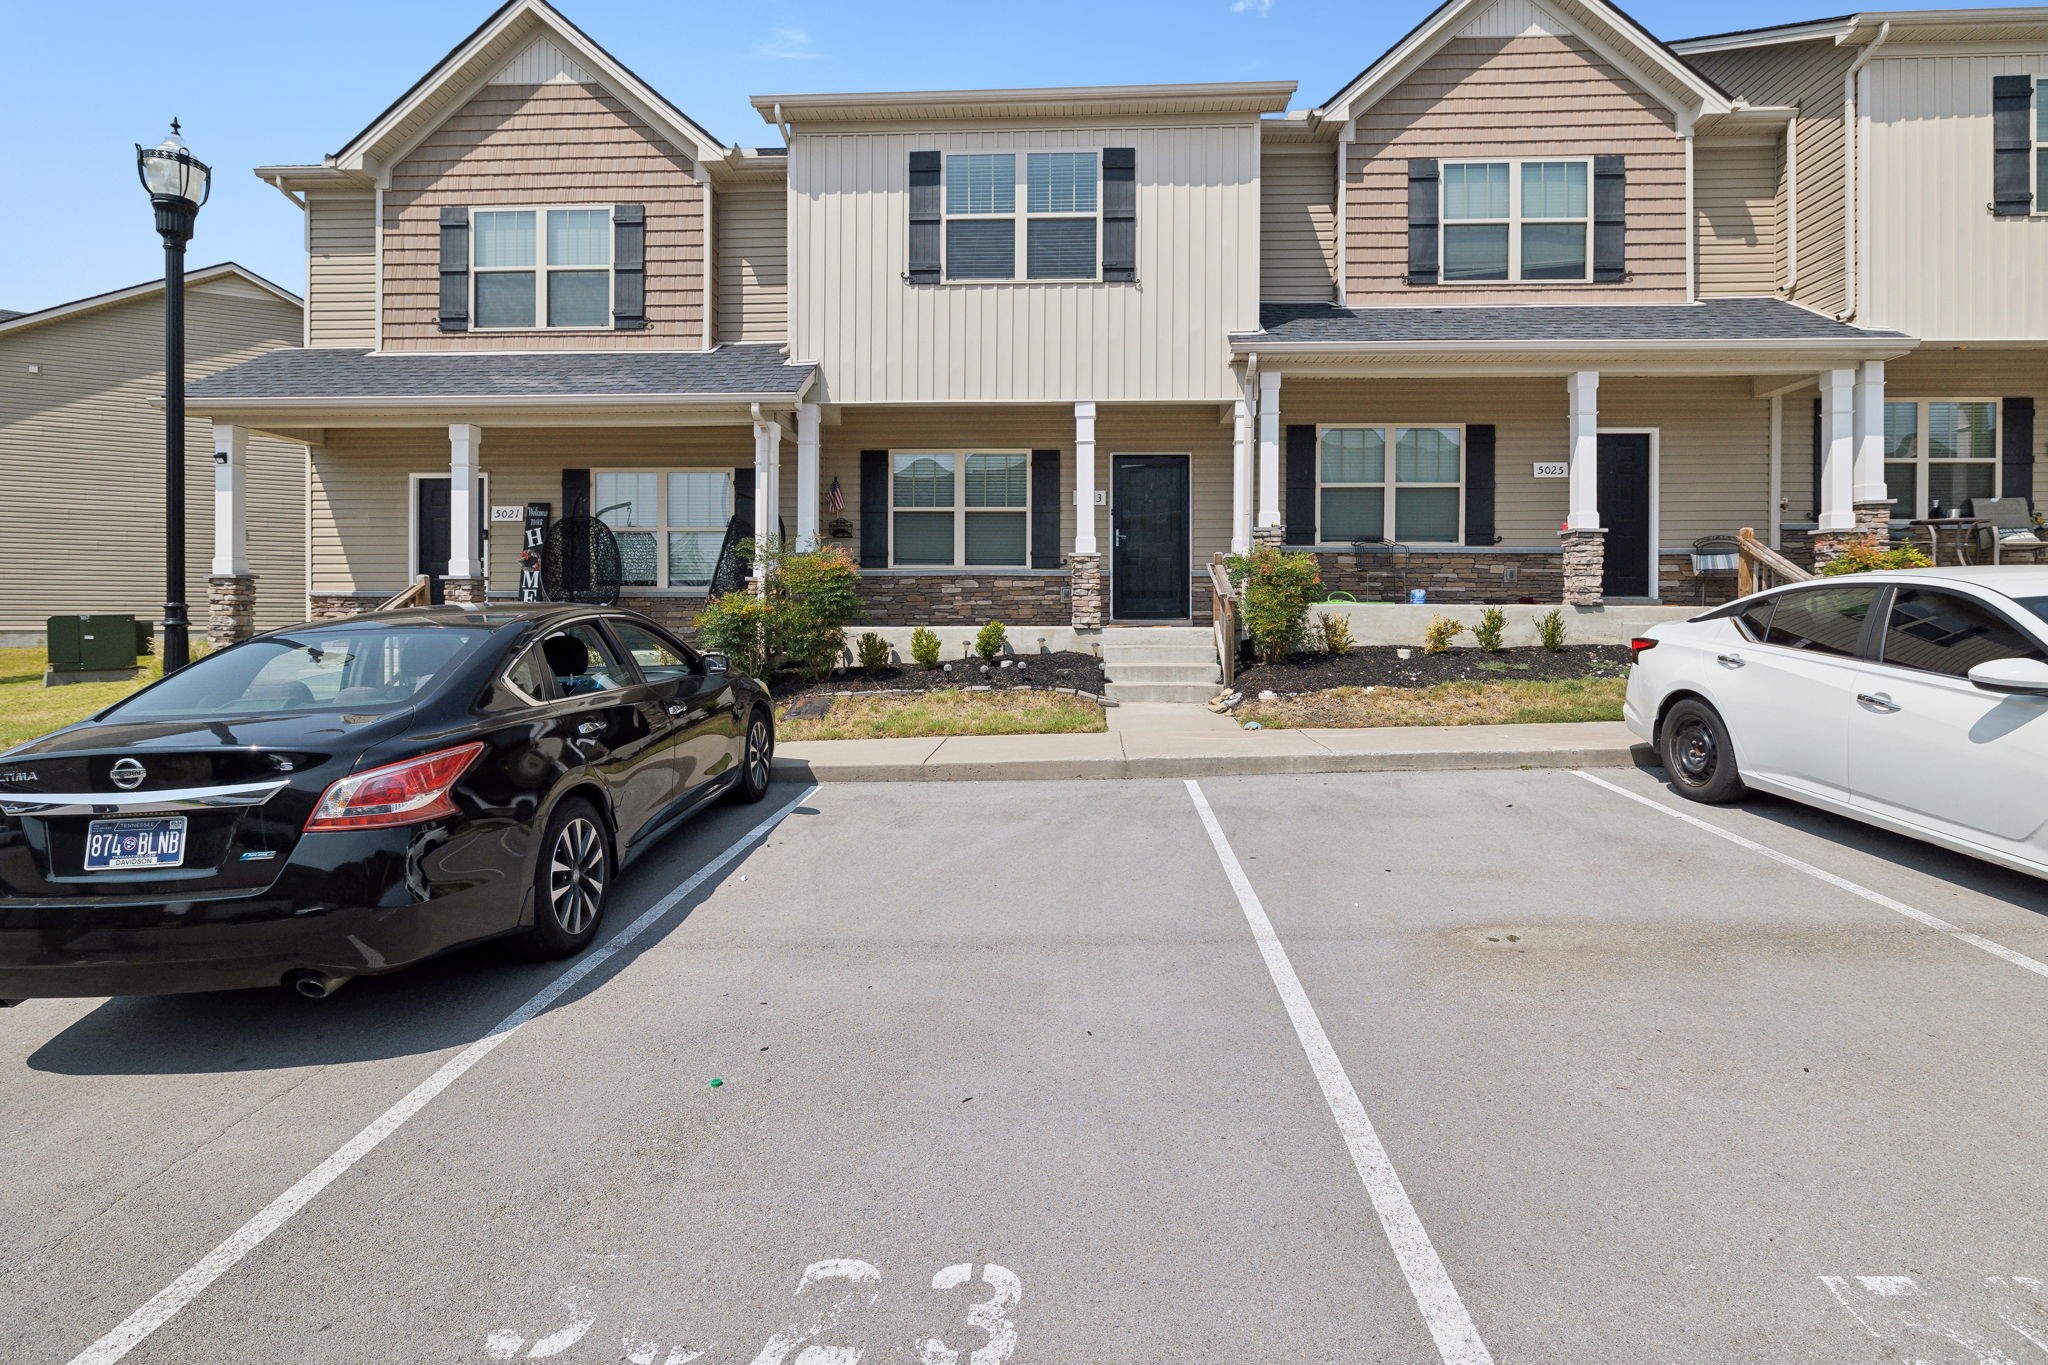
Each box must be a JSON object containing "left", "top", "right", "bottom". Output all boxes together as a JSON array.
[{"left": 1532, "top": 461, "right": 1570, "bottom": 479}]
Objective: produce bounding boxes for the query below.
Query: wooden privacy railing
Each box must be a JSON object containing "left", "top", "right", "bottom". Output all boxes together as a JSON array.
[
  {"left": 378, "top": 576, "right": 433, "bottom": 611},
  {"left": 1735, "top": 527, "right": 1811, "bottom": 596},
  {"left": 1209, "top": 552, "right": 1239, "bottom": 689}
]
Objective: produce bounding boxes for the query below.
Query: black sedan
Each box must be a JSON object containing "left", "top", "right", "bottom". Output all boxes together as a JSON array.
[{"left": 0, "top": 604, "right": 775, "bottom": 1001}]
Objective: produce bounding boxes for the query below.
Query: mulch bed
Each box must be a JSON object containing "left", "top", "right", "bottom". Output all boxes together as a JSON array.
[
  {"left": 769, "top": 650, "right": 1107, "bottom": 704},
  {"left": 1234, "top": 645, "right": 1630, "bottom": 696}
]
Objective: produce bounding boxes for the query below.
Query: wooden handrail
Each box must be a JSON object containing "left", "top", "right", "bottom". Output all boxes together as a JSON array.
[
  {"left": 1209, "top": 552, "right": 1239, "bottom": 690},
  {"left": 378, "top": 575, "right": 433, "bottom": 611},
  {"left": 1735, "top": 527, "right": 1810, "bottom": 597}
]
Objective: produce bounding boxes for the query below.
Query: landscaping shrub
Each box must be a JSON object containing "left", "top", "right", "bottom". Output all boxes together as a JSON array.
[
  {"left": 975, "top": 620, "right": 1008, "bottom": 663},
  {"left": 1317, "top": 611, "right": 1354, "bottom": 657},
  {"left": 693, "top": 542, "right": 863, "bottom": 680},
  {"left": 1535, "top": 608, "right": 1567, "bottom": 653},
  {"left": 1225, "top": 546, "right": 1323, "bottom": 661},
  {"left": 1423, "top": 615, "right": 1465, "bottom": 655},
  {"left": 855, "top": 631, "right": 891, "bottom": 672},
  {"left": 1473, "top": 606, "right": 1507, "bottom": 653},
  {"left": 1817, "top": 539, "right": 1933, "bottom": 576},
  {"left": 910, "top": 626, "right": 942, "bottom": 670}
]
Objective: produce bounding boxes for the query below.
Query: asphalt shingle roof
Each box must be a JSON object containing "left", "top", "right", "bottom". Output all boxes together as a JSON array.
[
  {"left": 187, "top": 344, "right": 813, "bottom": 401},
  {"left": 0, "top": 309, "right": 21, "bottom": 323},
  {"left": 1242, "top": 298, "right": 1910, "bottom": 346}
]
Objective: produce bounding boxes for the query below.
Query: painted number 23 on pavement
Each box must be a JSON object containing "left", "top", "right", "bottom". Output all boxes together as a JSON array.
[{"left": 751, "top": 1259, "right": 1021, "bottom": 1365}]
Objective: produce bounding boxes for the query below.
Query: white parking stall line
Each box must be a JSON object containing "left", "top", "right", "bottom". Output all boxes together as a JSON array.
[
  {"left": 65, "top": 785, "right": 818, "bottom": 1365},
  {"left": 1574, "top": 770, "right": 2048, "bottom": 983},
  {"left": 1184, "top": 780, "right": 1496, "bottom": 1365}
]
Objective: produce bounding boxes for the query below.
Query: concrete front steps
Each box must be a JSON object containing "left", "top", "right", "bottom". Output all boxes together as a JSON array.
[{"left": 1101, "top": 625, "right": 1222, "bottom": 704}]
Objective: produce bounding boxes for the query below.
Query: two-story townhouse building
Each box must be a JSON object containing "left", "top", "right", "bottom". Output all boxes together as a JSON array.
[{"left": 184, "top": 0, "right": 2044, "bottom": 647}]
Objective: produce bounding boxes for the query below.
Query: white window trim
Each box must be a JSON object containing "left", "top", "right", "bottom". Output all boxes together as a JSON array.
[
  {"left": 941, "top": 152, "right": 1104, "bottom": 284},
  {"left": 887, "top": 449, "right": 1034, "bottom": 569},
  {"left": 470, "top": 205, "right": 616, "bottom": 332},
  {"left": 1313, "top": 424, "right": 1467, "bottom": 546},
  {"left": 591, "top": 467, "right": 734, "bottom": 593},
  {"left": 407, "top": 471, "right": 490, "bottom": 583},
  {"left": 1440, "top": 158, "right": 1593, "bottom": 284},
  {"left": 1881, "top": 397, "right": 2003, "bottom": 521}
]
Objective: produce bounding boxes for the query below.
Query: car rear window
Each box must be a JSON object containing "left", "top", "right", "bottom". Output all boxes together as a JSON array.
[
  {"left": 1757, "top": 586, "right": 1876, "bottom": 657},
  {"left": 104, "top": 626, "right": 489, "bottom": 720}
]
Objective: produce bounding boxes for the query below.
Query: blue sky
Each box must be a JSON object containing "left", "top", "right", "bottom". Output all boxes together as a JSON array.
[{"left": 0, "top": 0, "right": 1966, "bottom": 313}]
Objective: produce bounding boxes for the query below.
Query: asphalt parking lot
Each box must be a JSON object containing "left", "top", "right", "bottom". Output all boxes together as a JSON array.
[{"left": 6, "top": 765, "right": 2048, "bottom": 1364}]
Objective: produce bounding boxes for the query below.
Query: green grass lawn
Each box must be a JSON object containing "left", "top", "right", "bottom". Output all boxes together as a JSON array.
[
  {"left": 0, "top": 647, "right": 162, "bottom": 751},
  {"left": 1236, "top": 676, "right": 1627, "bottom": 729},
  {"left": 777, "top": 689, "right": 1107, "bottom": 741}
]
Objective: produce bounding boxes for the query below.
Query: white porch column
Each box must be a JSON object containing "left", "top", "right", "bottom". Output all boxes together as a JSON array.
[
  {"left": 1231, "top": 389, "right": 1253, "bottom": 554},
  {"left": 1566, "top": 371, "right": 1601, "bottom": 531},
  {"left": 794, "top": 401, "right": 821, "bottom": 549},
  {"left": 447, "top": 422, "right": 483, "bottom": 582},
  {"left": 1256, "top": 369, "right": 1282, "bottom": 539},
  {"left": 210, "top": 422, "right": 249, "bottom": 577},
  {"left": 1073, "top": 401, "right": 1098, "bottom": 555},
  {"left": 1817, "top": 367, "right": 1857, "bottom": 531},
  {"left": 1852, "top": 359, "right": 1887, "bottom": 506},
  {"left": 752, "top": 414, "right": 782, "bottom": 575}
]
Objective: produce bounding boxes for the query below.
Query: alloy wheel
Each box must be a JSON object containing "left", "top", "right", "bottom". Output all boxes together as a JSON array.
[
  {"left": 548, "top": 816, "right": 605, "bottom": 935},
  {"left": 746, "top": 715, "right": 772, "bottom": 789},
  {"left": 1672, "top": 718, "right": 1717, "bottom": 787}
]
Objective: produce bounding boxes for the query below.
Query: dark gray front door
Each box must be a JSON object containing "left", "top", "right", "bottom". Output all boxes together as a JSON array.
[
  {"left": 1597, "top": 433, "right": 1652, "bottom": 598},
  {"left": 1111, "top": 454, "right": 1189, "bottom": 620},
  {"left": 415, "top": 477, "right": 452, "bottom": 604}
]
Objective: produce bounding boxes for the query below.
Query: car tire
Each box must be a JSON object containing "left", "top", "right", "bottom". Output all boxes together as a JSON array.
[
  {"left": 1660, "top": 698, "right": 1746, "bottom": 805},
  {"left": 514, "top": 797, "right": 612, "bottom": 960},
  {"left": 733, "top": 706, "right": 774, "bottom": 805}
]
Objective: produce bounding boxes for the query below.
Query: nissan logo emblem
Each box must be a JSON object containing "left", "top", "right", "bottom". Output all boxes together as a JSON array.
[{"left": 110, "top": 758, "right": 147, "bottom": 791}]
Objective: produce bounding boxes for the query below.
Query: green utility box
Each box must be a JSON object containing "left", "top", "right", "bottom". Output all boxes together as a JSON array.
[{"left": 45, "top": 615, "right": 142, "bottom": 687}]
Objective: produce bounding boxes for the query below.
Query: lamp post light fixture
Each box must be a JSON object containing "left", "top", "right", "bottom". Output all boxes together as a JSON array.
[{"left": 136, "top": 120, "right": 211, "bottom": 672}]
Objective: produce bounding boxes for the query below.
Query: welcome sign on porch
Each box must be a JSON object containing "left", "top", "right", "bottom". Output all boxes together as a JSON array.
[{"left": 519, "top": 503, "right": 551, "bottom": 602}]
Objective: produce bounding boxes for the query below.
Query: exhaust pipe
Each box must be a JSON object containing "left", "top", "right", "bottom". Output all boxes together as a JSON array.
[{"left": 285, "top": 970, "right": 351, "bottom": 1000}]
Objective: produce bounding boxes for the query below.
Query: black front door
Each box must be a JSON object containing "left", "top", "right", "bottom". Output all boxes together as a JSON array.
[
  {"left": 1597, "top": 433, "right": 1652, "bottom": 598},
  {"left": 416, "top": 478, "right": 452, "bottom": 603},
  {"left": 1111, "top": 454, "right": 1190, "bottom": 620}
]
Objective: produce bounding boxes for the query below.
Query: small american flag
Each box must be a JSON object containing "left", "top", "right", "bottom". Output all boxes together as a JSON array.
[{"left": 825, "top": 476, "right": 846, "bottom": 513}]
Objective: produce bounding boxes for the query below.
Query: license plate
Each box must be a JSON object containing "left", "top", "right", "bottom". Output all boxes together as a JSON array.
[{"left": 83, "top": 816, "right": 187, "bottom": 871}]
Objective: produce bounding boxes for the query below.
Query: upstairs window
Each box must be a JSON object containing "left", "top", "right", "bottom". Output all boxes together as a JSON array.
[
  {"left": 944, "top": 152, "right": 1100, "bottom": 282},
  {"left": 473, "top": 208, "right": 612, "bottom": 329},
  {"left": 1442, "top": 160, "right": 1590, "bottom": 283}
]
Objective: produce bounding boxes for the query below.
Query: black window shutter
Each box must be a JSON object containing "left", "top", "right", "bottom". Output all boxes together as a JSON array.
[
  {"left": 908, "top": 152, "right": 942, "bottom": 284},
  {"left": 1407, "top": 160, "right": 1440, "bottom": 286},
  {"left": 859, "top": 450, "right": 889, "bottom": 567},
  {"left": 1102, "top": 147, "right": 1137, "bottom": 282},
  {"left": 1810, "top": 397, "right": 1824, "bottom": 521},
  {"left": 561, "top": 468, "right": 590, "bottom": 519},
  {"left": 1030, "top": 450, "right": 1062, "bottom": 568},
  {"left": 1994, "top": 75, "right": 2034, "bottom": 217},
  {"left": 1464, "top": 424, "right": 1497, "bottom": 546},
  {"left": 1284, "top": 424, "right": 1317, "bottom": 545},
  {"left": 2005, "top": 396, "right": 2037, "bottom": 510},
  {"left": 733, "top": 468, "right": 757, "bottom": 543},
  {"left": 438, "top": 207, "right": 470, "bottom": 332},
  {"left": 613, "top": 204, "right": 647, "bottom": 330},
  {"left": 1593, "top": 156, "right": 1627, "bottom": 282}
]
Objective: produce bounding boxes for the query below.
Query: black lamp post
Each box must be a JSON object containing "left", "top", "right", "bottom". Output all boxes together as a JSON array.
[{"left": 136, "top": 121, "right": 211, "bottom": 671}]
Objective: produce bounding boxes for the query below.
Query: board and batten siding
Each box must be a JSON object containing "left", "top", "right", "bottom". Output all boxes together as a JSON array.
[
  {"left": 714, "top": 181, "right": 789, "bottom": 343},
  {"left": 787, "top": 123, "right": 1259, "bottom": 404},
  {"left": 1685, "top": 40, "right": 1854, "bottom": 316},
  {"left": 1345, "top": 33, "right": 1688, "bottom": 305},
  {"left": 0, "top": 283, "right": 307, "bottom": 634},
  {"left": 382, "top": 80, "right": 706, "bottom": 350},
  {"left": 306, "top": 190, "right": 378, "bottom": 347},
  {"left": 1693, "top": 139, "right": 1783, "bottom": 297},
  {"left": 1864, "top": 53, "right": 2048, "bottom": 339},
  {"left": 1261, "top": 144, "right": 1338, "bottom": 302}
]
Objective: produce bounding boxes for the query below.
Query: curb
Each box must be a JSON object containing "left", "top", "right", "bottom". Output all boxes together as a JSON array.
[{"left": 773, "top": 740, "right": 1650, "bottom": 784}]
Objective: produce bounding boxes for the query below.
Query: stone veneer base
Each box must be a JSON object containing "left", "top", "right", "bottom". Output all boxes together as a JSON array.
[
  {"left": 1560, "top": 530, "right": 1607, "bottom": 606},
  {"left": 855, "top": 573, "right": 1071, "bottom": 626},
  {"left": 207, "top": 575, "right": 257, "bottom": 649}
]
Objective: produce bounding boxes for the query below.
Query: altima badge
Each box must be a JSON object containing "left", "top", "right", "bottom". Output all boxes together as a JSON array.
[{"left": 109, "top": 758, "right": 146, "bottom": 791}]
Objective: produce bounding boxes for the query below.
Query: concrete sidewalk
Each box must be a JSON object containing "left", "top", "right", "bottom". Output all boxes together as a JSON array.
[{"left": 774, "top": 702, "right": 1646, "bottom": 782}]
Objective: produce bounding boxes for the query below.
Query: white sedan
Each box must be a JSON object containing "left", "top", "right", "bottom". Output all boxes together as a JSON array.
[{"left": 1625, "top": 567, "right": 2048, "bottom": 878}]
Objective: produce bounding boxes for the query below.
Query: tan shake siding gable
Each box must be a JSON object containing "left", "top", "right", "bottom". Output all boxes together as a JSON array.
[
  {"left": 715, "top": 181, "right": 789, "bottom": 343},
  {"left": 382, "top": 80, "right": 706, "bottom": 350},
  {"left": 306, "top": 190, "right": 377, "bottom": 347},
  {"left": 1694, "top": 140, "right": 1783, "bottom": 297},
  {"left": 1345, "top": 32, "right": 1688, "bottom": 305},
  {"left": 1261, "top": 145, "right": 1339, "bottom": 302}
]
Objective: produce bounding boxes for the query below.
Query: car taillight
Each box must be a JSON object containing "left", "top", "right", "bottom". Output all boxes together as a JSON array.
[
  {"left": 304, "top": 742, "right": 485, "bottom": 832},
  {"left": 1629, "top": 637, "right": 1659, "bottom": 661}
]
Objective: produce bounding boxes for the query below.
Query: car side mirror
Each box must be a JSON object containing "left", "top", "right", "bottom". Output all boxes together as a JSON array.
[
  {"left": 1967, "top": 657, "right": 2048, "bottom": 695},
  {"left": 700, "top": 652, "right": 730, "bottom": 675}
]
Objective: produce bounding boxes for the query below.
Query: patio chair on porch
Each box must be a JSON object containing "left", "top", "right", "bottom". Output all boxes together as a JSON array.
[
  {"left": 1689, "top": 535, "right": 1742, "bottom": 603},
  {"left": 1969, "top": 498, "right": 2046, "bottom": 563},
  {"left": 1348, "top": 537, "right": 1410, "bottom": 601}
]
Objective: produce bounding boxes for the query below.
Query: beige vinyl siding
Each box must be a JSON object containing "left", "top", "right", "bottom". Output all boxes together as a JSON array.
[
  {"left": 1686, "top": 40, "right": 1854, "bottom": 316},
  {"left": 382, "top": 80, "right": 706, "bottom": 350},
  {"left": 0, "top": 284, "right": 306, "bottom": 633},
  {"left": 1601, "top": 376, "right": 1772, "bottom": 545},
  {"left": 787, "top": 122, "right": 1259, "bottom": 404},
  {"left": 715, "top": 181, "right": 789, "bottom": 343},
  {"left": 1261, "top": 145, "right": 1338, "bottom": 302},
  {"left": 306, "top": 190, "right": 378, "bottom": 347},
  {"left": 1694, "top": 140, "right": 1783, "bottom": 297},
  {"left": 1345, "top": 33, "right": 1689, "bottom": 305}
]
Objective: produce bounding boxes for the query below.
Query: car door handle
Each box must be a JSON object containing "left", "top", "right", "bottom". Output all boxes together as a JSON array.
[
  {"left": 576, "top": 720, "right": 607, "bottom": 736},
  {"left": 1716, "top": 652, "right": 1745, "bottom": 668},
  {"left": 1857, "top": 691, "right": 1901, "bottom": 713}
]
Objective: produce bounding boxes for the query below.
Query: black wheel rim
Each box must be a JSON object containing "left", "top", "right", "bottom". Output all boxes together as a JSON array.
[
  {"left": 549, "top": 816, "right": 604, "bottom": 935},
  {"left": 746, "top": 717, "right": 772, "bottom": 788},
  {"left": 1671, "top": 718, "right": 1718, "bottom": 787}
]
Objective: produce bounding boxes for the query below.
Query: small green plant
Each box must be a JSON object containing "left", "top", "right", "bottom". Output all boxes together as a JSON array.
[
  {"left": 855, "top": 631, "right": 892, "bottom": 672},
  {"left": 1317, "top": 611, "right": 1354, "bottom": 657},
  {"left": 910, "top": 626, "right": 942, "bottom": 670},
  {"left": 975, "top": 620, "right": 1008, "bottom": 663},
  {"left": 693, "top": 542, "right": 863, "bottom": 680},
  {"left": 1535, "top": 607, "right": 1567, "bottom": 653},
  {"left": 1423, "top": 615, "right": 1465, "bottom": 655},
  {"left": 1473, "top": 606, "right": 1507, "bottom": 652},
  {"left": 1817, "top": 538, "right": 1934, "bottom": 576},
  {"left": 1225, "top": 546, "right": 1324, "bottom": 661}
]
